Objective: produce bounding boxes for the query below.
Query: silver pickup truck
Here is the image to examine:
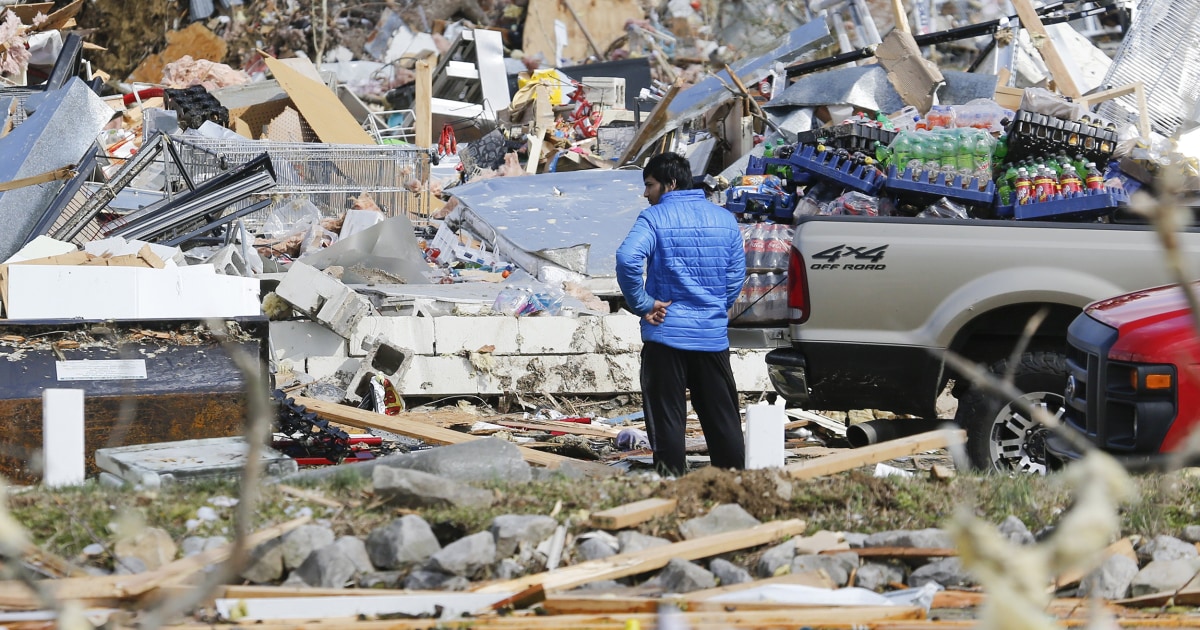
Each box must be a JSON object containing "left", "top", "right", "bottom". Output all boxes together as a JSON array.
[{"left": 762, "top": 214, "right": 1199, "bottom": 473}]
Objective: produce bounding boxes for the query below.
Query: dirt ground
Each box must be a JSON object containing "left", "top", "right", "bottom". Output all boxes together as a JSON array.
[
  {"left": 78, "top": 0, "right": 181, "bottom": 80},
  {"left": 663, "top": 466, "right": 795, "bottom": 521}
]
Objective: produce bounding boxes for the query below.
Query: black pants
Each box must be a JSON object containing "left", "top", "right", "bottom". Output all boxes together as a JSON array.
[{"left": 640, "top": 341, "right": 745, "bottom": 477}]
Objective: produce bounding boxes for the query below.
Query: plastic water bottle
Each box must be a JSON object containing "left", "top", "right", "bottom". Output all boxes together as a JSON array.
[
  {"left": 1060, "top": 165, "right": 1083, "bottom": 195},
  {"left": 890, "top": 132, "right": 914, "bottom": 173},
  {"left": 745, "top": 223, "right": 766, "bottom": 270},
  {"left": 1015, "top": 168, "right": 1032, "bottom": 205},
  {"left": 939, "top": 131, "right": 959, "bottom": 179},
  {"left": 955, "top": 129, "right": 975, "bottom": 179},
  {"left": 730, "top": 284, "right": 749, "bottom": 320},
  {"left": 764, "top": 224, "right": 790, "bottom": 270},
  {"left": 1085, "top": 162, "right": 1105, "bottom": 191},
  {"left": 972, "top": 131, "right": 993, "bottom": 184},
  {"left": 743, "top": 273, "right": 765, "bottom": 322}
]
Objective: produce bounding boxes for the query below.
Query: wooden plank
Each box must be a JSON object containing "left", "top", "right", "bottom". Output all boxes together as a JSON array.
[
  {"left": 291, "top": 396, "right": 615, "bottom": 477},
  {"left": 891, "top": 0, "right": 911, "bottom": 34},
  {"left": 993, "top": 85, "right": 1024, "bottom": 111},
  {"left": 1010, "top": 0, "right": 1081, "bottom": 99},
  {"left": 415, "top": 58, "right": 433, "bottom": 149},
  {"left": 784, "top": 429, "right": 964, "bottom": 480},
  {"left": 0, "top": 516, "right": 309, "bottom": 609},
  {"left": 686, "top": 570, "right": 834, "bottom": 600},
  {"left": 473, "top": 519, "right": 807, "bottom": 594},
  {"left": 276, "top": 484, "right": 343, "bottom": 509},
  {"left": 493, "top": 419, "right": 621, "bottom": 439},
  {"left": 522, "top": 0, "right": 641, "bottom": 65},
  {"left": 822, "top": 547, "right": 957, "bottom": 559},
  {"left": 616, "top": 77, "right": 684, "bottom": 167},
  {"left": 543, "top": 595, "right": 901, "bottom": 615},
  {"left": 589, "top": 497, "right": 676, "bottom": 530}
]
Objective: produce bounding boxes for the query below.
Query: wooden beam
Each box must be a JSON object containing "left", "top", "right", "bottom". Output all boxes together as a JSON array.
[
  {"left": 291, "top": 396, "right": 615, "bottom": 477},
  {"left": 492, "top": 419, "right": 621, "bottom": 439},
  {"left": 559, "top": 0, "right": 602, "bottom": 59},
  {"left": 415, "top": 58, "right": 433, "bottom": 149},
  {"left": 891, "top": 0, "right": 911, "bottom": 34},
  {"left": 473, "top": 519, "right": 807, "bottom": 594},
  {"left": 589, "top": 497, "right": 677, "bottom": 530},
  {"left": 1010, "top": 0, "right": 1081, "bottom": 99},
  {"left": 783, "top": 429, "right": 965, "bottom": 480},
  {"left": 1080, "top": 81, "right": 1151, "bottom": 141},
  {"left": 616, "top": 77, "right": 684, "bottom": 167},
  {"left": 686, "top": 570, "right": 834, "bottom": 600}
]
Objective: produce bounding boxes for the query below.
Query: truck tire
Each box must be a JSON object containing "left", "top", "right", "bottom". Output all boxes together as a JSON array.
[{"left": 954, "top": 351, "right": 1068, "bottom": 474}]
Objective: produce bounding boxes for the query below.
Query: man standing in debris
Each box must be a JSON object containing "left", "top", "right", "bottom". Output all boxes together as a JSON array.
[{"left": 616, "top": 152, "right": 746, "bottom": 477}]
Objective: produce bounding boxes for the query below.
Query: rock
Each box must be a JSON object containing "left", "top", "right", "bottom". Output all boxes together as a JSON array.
[
  {"left": 572, "top": 579, "right": 625, "bottom": 591},
  {"left": 372, "top": 466, "right": 495, "bottom": 510},
  {"left": 366, "top": 515, "right": 442, "bottom": 570},
  {"left": 909, "top": 558, "right": 975, "bottom": 589},
  {"left": 1182, "top": 525, "right": 1200, "bottom": 544},
  {"left": 659, "top": 558, "right": 717, "bottom": 593},
  {"left": 441, "top": 576, "right": 471, "bottom": 591},
  {"left": 791, "top": 552, "right": 858, "bottom": 587},
  {"left": 294, "top": 543, "right": 360, "bottom": 588},
  {"left": 844, "top": 533, "right": 869, "bottom": 548},
  {"left": 576, "top": 537, "right": 618, "bottom": 562},
  {"left": 864, "top": 528, "right": 954, "bottom": 549},
  {"left": 358, "top": 571, "right": 403, "bottom": 589},
  {"left": 1131, "top": 559, "right": 1200, "bottom": 597},
  {"left": 855, "top": 561, "right": 906, "bottom": 592},
  {"left": 114, "top": 527, "right": 177, "bottom": 571},
  {"left": 241, "top": 539, "right": 284, "bottom": 584},
  {"left": 396, "top": 438, "right": 532, "bottom": 483},
  {"left": 709, "top": 558, "right": 753, "bottom": 586},
  {"left": 495, "top": 558, "right": 525, "bottom": 580},
  {"left": 678, "top": 504, "right": 761, "bottom": 540},
  {"left": 618, "top": 531, "right": 671, "bottom": 554},
  {"left": 428, "top": 531, "right": 497, "bottom": 579},
  {"left": 181, "top": 535, "right": 227, "bottom": 557},
  {"left": 998, "top": 516, "right": 1035, "bottom": 545},
  {"left": 490, "top": 514, "right": 558, "bottom": 558},
  {"left": 1138, "top": 535, "right": 1198, "bottom": 563},
  {"left": 1079, "top": 553, "right": 1139, "bottom": 600},
  {"left": 332, "top": 536, "right": 374, "bottom": 575},
  {"left": 532, "top": 462, "right": 589, "bottom": 481},
  {"left": 755, "top": 539, "right": 797, "bottom": 578},
  {"left": 404, "top": 569, "right": 455, "bottom": 590},
  {"left": 279, "top": 571, "right": 308, "bottom": 588},
  {"left": 281, "top": 525, "right": 336, "bottom": 570}
]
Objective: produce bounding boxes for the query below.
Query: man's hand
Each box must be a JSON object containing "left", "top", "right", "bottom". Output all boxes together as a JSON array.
[{"left": 643, "top": 300, "right": 671, "bottom": 325}]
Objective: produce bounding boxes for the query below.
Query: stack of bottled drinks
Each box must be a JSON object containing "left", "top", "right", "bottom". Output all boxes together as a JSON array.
[
  {"left": 995, "top": 153, "right": 1110, "bottom": 207},
  {"left": 885, "top": 127, "right": 997, "bottom": 189},
  {"left": 731, "top": 223, "right": 793, "bottom": 324}
]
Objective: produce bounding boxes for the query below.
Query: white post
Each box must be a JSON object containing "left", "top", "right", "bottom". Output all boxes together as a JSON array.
[{"left": 43, "top": 389, "right": 86, "bottom": 487}]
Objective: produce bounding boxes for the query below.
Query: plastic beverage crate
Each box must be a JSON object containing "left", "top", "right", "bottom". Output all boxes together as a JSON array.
[
  {"left": 884, "top": 165, "right": 997, "bottom": 205},
  {"left": 995, "top": 187, "right": 1129, "bottom": 221},
  {"left": 778, "top": 144, "right": 886, "bottom": 195},
  {"left": 1004, "top": 110, "right": 1118, "bottom": 166},
  {"left": 795, "top": 123, "right": 898, "bottom": 153}
]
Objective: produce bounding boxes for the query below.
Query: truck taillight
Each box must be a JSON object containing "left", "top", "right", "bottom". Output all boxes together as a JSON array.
[{"left": 787, "top": 247, "right": 810, "bottom": 324}]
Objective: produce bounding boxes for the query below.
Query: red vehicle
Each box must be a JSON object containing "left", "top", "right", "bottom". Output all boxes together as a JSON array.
[{"left": 1049, "top": 283, "right": 1200, "bottom": 468}]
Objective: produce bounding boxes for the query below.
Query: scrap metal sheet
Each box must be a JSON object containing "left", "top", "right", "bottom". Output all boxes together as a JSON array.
[
  {"left": 447, "top": 170, "right": 647, "bottom": 279},
  {"left": 667, "top": 20, "right": 833, "bottom": 124},
  {"left": 765, "top": 66, "right": 998, "bottom": 115}
]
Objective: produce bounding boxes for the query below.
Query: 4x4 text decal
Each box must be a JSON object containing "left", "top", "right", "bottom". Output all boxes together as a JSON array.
[{"left": 810, "top": 244, "right": 888, "bottom": 270}]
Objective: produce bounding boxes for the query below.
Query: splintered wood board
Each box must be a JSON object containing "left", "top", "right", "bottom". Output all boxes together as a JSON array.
[
  {"left": 589, "top": 497, "right": 676, "bottom": 529},
  {"left": 784, "top": 429, "right": 965, "bottom": 480}
]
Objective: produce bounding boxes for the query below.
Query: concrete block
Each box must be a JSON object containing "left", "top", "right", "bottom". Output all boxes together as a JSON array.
[
  {"left": 345, "top": 340, "right": 414, "bottom": 403},
  {"left": 305, "top": 356, "right": 360, "bottom": 382},
  {"left": 434, "top": 316, "right": 519, "bottom": 355},
  {"left": 351, "top": 316, "right": 435, "bottom": 357},
  {"left": 276, "top": 261, "right": 374, "bottom": 338},
  {"left": 271, "top": 322, "right": 347, "bottom": 362},
  {"left": 95, "top": 437, "right": 297, "bottom": 488},
  {"left": 731, "top": 350, "right": 772, "bottom": 392},
  {"left": 602, "top": 314, "right": 643, "bottom": 353},
  {"left": 518, "top": 316, "right": 606, "bottom": 354}
]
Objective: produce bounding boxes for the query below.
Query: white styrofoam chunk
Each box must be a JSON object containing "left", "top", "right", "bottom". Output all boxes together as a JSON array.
[
  {"left": 271, "top": 322, "right": 348, "bottom": 361},
  {"left": 6, "top": 265, "right": 259, "bottom": 320},
  {"left": 350, "top": 316, "right": 435, "bottom": 357},
  {"left": 433, "top": 316, "right": 520, "bottom": 355},
  {"left": 43, "top": 389, "right": 85, "bottom": 487},
  {"left": 4, "top": 236, "right": 77, "bottom": 264},
  {"left": 84, "top": 237, "right": 184, "bottom": 266}
]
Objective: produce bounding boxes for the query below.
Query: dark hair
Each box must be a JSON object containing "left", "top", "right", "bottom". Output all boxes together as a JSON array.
[{"left": 643, "top": 152, "right": 693, "bottom": 191}]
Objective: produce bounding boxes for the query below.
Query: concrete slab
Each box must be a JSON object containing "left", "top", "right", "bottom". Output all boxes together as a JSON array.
[
  {"left": 434, "top": 316, "right": 520, "bottom": 355},
  {"left": 517, "top": 316, "right": 603, "bottom": 354},
  {"left": 305, "top": 356, "right": 360, "bottom": 382},
  {"left": 95, "top": 436, "right": 298, "bottom": 488}
]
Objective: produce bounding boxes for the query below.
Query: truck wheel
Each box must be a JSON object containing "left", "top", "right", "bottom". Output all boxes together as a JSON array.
[{"left": 954, "top": 352, "right": 1068, "bottom": 474}]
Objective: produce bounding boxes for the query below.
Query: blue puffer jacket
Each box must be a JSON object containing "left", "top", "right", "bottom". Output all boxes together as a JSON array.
[{"left": 616, "top": 189, "right": 746, "bottom": 351}]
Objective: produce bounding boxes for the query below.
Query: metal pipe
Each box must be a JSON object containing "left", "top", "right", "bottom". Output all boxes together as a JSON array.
[{"left": 846, "top": 418, "right": 947, "bottom": 448}]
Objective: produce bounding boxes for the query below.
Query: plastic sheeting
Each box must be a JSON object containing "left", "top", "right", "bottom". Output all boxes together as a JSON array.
[{"left": 446, "top": 170, "right": 648, "bottom": 282}]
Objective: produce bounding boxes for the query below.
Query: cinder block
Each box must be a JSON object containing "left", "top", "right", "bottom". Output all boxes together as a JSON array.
[
  {"left": 276, "top": 262, "right": 373, "bottom": 338},
  {"left": 271, "top": 321, "right": 347, "bottom": 362},
  {"left": 344, "top": 340, "right": 414, "bottom": 403},
  {"left": 434, "top": 316, "right": 519, "bottom": 355},
  {"left": 518, "top": 316, "right": 605, "bottom": 354},
  {"left": 602, "top": 313, "right": 643, "bottom": 353},
  {"left": 350, "top": 316, "right": 435, "bottom": 357},
  {"left": 305, "top": 356, "right": 360, "bottom": 382}
]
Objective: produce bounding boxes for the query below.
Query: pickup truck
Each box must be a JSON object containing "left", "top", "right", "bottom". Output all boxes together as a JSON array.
[
  {"left": 763, "top": 214, "right": 1200, "bottom": 473},
  {"left": 1048, "top": 282, "right": 1200, "bottom": 468}
]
